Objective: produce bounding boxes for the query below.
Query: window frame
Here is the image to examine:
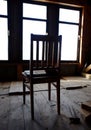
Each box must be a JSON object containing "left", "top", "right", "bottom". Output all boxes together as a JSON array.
[
  {"left": 58, "top": 6, "right": 82, "bottom": 63},
  {"left": 22, "top": 2, "right": 47, "bottom": 61}
]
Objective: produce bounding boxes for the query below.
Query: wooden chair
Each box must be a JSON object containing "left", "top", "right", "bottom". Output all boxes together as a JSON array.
[{"left": 22, "top": 34, "right": 62, "bottom": 120}]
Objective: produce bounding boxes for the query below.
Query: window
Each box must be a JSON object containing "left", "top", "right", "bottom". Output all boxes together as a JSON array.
[
  {"left": 23, "top": 3, "right": 47, "bottom": 60},
  {"left": 0, "top": 0, "right": 8, "bottom": 60},
  {"left": 59, "top": 8, "right": 81, "bottom": 61}
]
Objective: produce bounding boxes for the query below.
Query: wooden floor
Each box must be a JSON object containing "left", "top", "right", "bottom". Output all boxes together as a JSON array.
[{"left": 0, "top": 77, "right": 91, "bottom": 130}]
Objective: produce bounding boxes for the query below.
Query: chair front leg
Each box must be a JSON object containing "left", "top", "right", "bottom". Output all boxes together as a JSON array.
[
  {"left": 48, "top": 82, "right": 51, "bottom": 100},
  {"left": 57, "top": 79, "right": 60, "bottom": 115},
  {"left": 30, "top": 83, "right": 34, "bottom": 120},
  {"left": 23, "top": 78, "right": 26, "bottom": 104}
]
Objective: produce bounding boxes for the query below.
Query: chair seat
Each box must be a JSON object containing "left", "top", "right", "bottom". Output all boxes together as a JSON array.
[
  {"left": 23, "top": 69, "right": 59, "bottom": 77},
  {"left": 22, "top": 69, "right": 60, "bottom": 84},
  {"left": 23, "top": 70, "right": 46, "bottom": 76}
]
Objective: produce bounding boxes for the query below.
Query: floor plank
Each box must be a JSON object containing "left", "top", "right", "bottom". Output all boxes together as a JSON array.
[
  {"left": 8, "top": 95, "right": 24, "bottom": 130},
  {"left": 0, "top": 95, "right": 9, "bottom": 130}
]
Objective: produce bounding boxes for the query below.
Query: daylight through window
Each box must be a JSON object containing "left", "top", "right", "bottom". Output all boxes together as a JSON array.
[
  {"left": 0, "top": 0, "right": 8, "bottom": 60},
  {"left": 23, "top": 3, "right": 47, "bottom": 60},
  {"left": 59, "top": 8, "right": 80, "bottom": 61}
]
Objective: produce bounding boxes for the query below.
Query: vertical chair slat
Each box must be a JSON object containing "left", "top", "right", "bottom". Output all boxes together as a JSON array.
[
  {"left": 36, "top": 40, "right": 39, "bottom": 68},
  {"left": 47, "top": 41, "right": 49, "bottom": 67},
  {"left": 57, "top": 42, "right": 59, "bottom": 67},
  {"left": 58, "top": 41, "right": 61, "bottom": 67},
  {"left": 45, "top": 41, "right": 48, "bottom": 67},
  {"left": 30, "top": 35, "right": 33, "bottom": 76},
  {"left": 52, "top": 42, "right": 54, "bottom": 67},
  {"left": 41, "top": 41, "right": 45, "bottom": 68}
]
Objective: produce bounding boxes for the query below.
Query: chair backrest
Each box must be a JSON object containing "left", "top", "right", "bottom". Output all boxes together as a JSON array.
[{"left": 30, "top": 34, "right": 62, "bottom": 74}]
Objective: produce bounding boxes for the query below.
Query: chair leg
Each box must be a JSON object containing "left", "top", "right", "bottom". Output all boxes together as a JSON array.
[
  {"left": 23, "top": 78, "right": 25, "bottom": 104},
  {"left": 48, "top": 82, "right": 51, "bottom": 100},
  {"left": 30, "top": 83, "right": 34, "bottom": 120},
  {"left": 57, "top": 80, "right": 60, "bottom": 115}
]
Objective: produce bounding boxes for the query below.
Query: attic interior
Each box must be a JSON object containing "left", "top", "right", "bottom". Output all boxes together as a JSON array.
[
  {"left": 0, "top": 0, "right": 91, "bottom": 81},
  {"left": 1, "top": 0, "right": 91, "bottom": 129}
]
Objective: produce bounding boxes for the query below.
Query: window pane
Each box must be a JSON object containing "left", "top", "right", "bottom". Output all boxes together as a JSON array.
[
  {"left": 59, "top": 8, "right": 80, "bottom": 23},
  {"left": 23, "top": 20, "right": 46, "bottom": 60},
  {"left": 0, "top": 18, "right": 8, "bottom": 60},
  {"left": 59, "top": 23, "right": 79, "bottom": 61},
  {"left": 23, "top": 3, "right": 46, "bottom": 19},
  {"left": 0, "top": 0, "right": 7, "bottom": 15}
]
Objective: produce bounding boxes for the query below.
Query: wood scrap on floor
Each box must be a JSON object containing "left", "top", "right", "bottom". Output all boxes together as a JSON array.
[
  {"left": 81, "top": 101, "right": 91, "bottom": 112},
  {"left": 81, "top": 101, "right": 91, "bottom": 125},
  {"left": 61, "top": 77, "right": 90, "bottom": 90},
  {"left": 80, "top": 108, "right": 91, "bottom": 126},
  {"left": 65, "top": 85, "right": 87, "bottom": 90}
]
